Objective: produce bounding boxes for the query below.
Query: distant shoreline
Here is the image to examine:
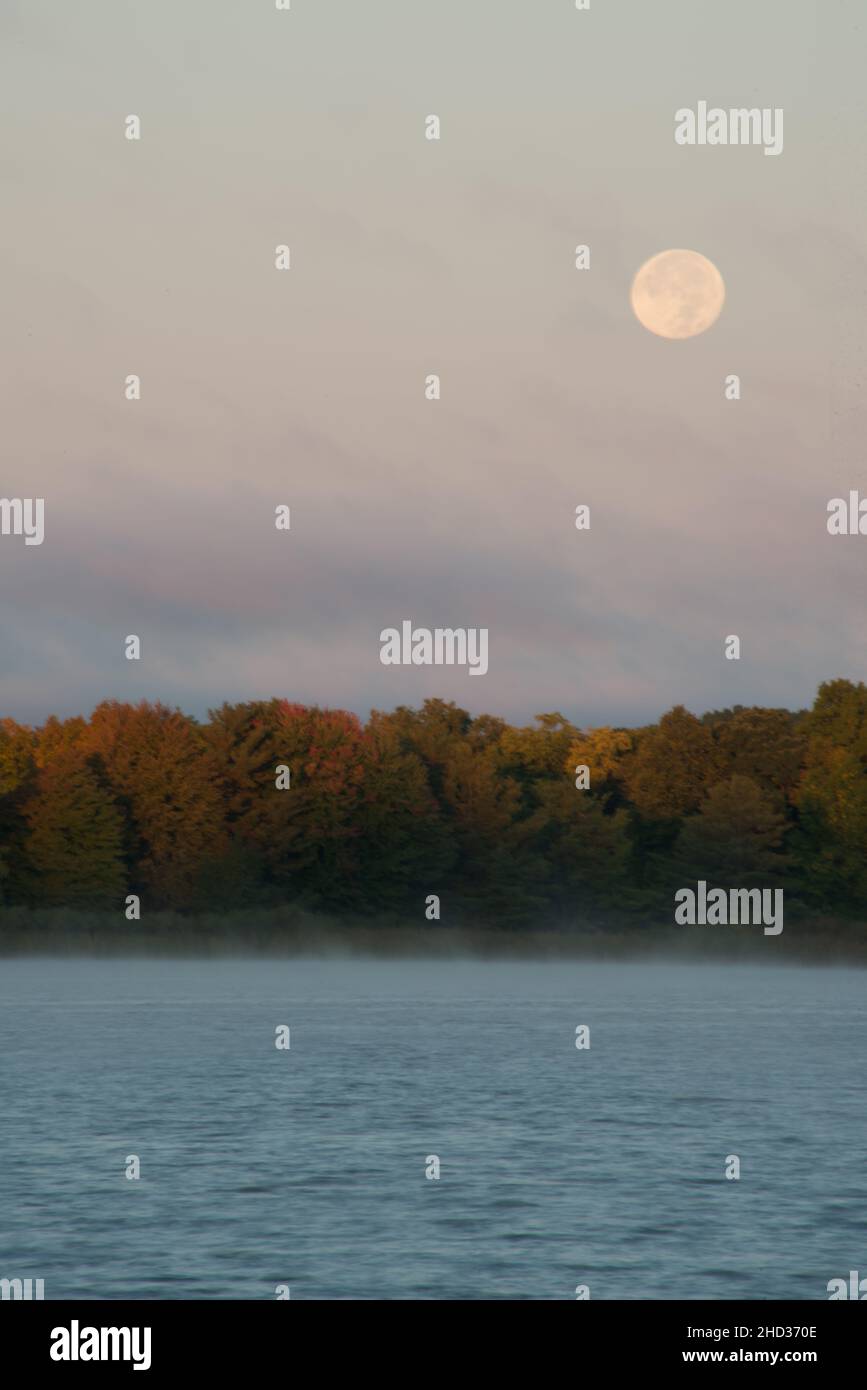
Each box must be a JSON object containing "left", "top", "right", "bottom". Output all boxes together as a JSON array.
[{"left": 1, "top": 909, "right": 865, "bottom": 965}]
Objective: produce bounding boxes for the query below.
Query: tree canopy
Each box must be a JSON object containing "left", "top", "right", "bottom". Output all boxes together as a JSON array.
[{"left": 1, "top": 682, "right": 865, "bottom": 925}]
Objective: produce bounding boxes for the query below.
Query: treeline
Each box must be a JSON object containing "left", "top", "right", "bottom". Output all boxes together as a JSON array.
[{"left": 0, "top": 680, "right": 866, "bottom": 925}]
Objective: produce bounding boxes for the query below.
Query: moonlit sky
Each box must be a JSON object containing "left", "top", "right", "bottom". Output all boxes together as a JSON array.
[{"left": 2, "top": 0, "right": 865, "bottom": 728}]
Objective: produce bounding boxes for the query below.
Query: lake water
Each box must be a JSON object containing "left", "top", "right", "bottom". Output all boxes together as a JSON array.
[{"left": 0, "top": 956, "right": 864, "bottom": 1300}]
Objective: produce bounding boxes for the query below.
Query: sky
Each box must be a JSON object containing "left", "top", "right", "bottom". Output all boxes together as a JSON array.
[{"left": 2, "top": 0, "right": 865, "bottom": 729}]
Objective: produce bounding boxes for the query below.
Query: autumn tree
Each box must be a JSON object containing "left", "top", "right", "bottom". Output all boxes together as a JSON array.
[
  {"left": 497, "top": 713, "right": 578, "bottom": 783},
  {"left": 565, "top": 726, "right": 634, "bottom": 806},
  {"left": 1, "top": 680, "right": 863, "bottom": 924},
  {"left": 380, "top": 700, "right": 473, "bottom": 797},
  {"left": 710, "top": 707, "right": 806, "bottom": 804},
  {"left": 625, "top": 706, "right": 719, "bottom": 819},
  {"left": 85, "top": 701, "right": 227, "bottom": 909},
  {"left": 34, "top": 715, "right": 88, "bottom": 767},
  {"left": 21, "top": 748, "right": 127, "bottom": 909},
  {"left": 0, "top": 718, "right": 36, "bottom": 795}
]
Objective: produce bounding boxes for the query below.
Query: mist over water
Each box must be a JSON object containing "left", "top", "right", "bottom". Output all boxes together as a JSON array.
[{"left": 1, "top": 957, "right": 864, "bottom": 1300}]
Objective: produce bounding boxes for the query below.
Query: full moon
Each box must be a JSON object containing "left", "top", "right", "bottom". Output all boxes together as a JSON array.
[{"left": 630, "top": 249, "right": 725, "bottom": 339}]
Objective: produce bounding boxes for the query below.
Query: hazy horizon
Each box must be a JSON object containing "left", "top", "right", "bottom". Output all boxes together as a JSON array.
[{"left": 0, "top": 684, "right": 826, "bottom": 734}]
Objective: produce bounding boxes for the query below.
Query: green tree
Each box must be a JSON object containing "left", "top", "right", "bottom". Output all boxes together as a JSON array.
[
  {"left": 672, "top": 775, "right": 789, "bottom": 889},
  {"left": 346, "top": 711, "right": 456, "bottom": 914},
  {"left": 0, "top": 719, "right": 37, "bottom": 903},
  {"left": 521, "top": 779, "right": 633, "bottom": 917},
  {"left": 791, "top": 682, "right": 867, "bottom": 912},
  {"left": 207, "top": 701, "right": 367, "bottom": 908},
  {"left": 22, "top": 749, "right": 127, "bottom": 908}
]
